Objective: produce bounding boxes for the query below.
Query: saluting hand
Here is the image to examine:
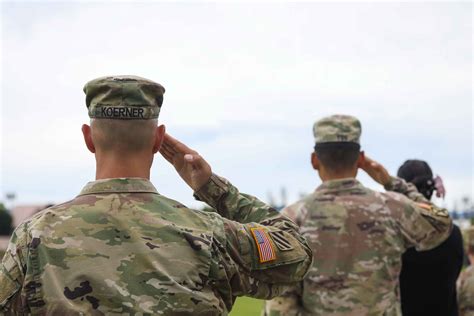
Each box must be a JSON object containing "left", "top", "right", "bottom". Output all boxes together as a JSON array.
[
  {"left": 159, "top": 133, "right": 212, "bottom": 192},
  {"left": 360, "top": 156, "right": 391, "bottom": 186}
]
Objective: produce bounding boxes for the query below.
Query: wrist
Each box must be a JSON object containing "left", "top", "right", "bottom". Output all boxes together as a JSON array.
[
  {"left": 383, "top": 176, "right": 400, "bottom": 191},
  {"left": 381, "top": 176, "right": 391, "bottom": 187},
  {"left": 192, "top": 175, "right": 213, "bottom": 192},
  {"left": 193, "top": 174, "right": 229, "bottom": 208}
]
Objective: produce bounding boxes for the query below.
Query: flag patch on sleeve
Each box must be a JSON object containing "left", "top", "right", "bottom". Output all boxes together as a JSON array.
[{"left": 251, "top": 227, "right": 276, "bottom": 263}]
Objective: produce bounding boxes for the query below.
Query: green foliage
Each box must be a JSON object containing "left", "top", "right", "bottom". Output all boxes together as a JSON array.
[
  {"left": 0, "top": 203, "right": 13, "bottom": 236},
  {"left": 230, "top": 297, "right": 264, "bottom": 316}
]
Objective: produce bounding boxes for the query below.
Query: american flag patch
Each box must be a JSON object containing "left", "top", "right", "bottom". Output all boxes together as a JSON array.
[{"left": 251, "top": 228, "right": 276, "bottom": 263}]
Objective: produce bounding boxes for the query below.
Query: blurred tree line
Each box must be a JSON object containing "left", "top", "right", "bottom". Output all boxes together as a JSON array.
[{"left": 0, "top": 203, "right": 13, "bottom": 236}]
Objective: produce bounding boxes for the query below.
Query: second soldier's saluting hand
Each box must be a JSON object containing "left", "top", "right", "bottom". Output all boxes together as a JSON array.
[
  {"left": 159, "top": 133, "right": 213, "bottom": 192},
  {"left": 360, "top": 156, "right": 391, "bottom": 186}
]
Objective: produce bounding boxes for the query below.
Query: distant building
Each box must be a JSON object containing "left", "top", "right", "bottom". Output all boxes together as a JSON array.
[
  {"left": 0, "top": 204, "right": 53, "bottom": 255},
  {"left": 0, "top": 237, "right": 9, "bottom": 251},
  {"left": 12, "top": 204, "right": 53, "bottom": 228}
]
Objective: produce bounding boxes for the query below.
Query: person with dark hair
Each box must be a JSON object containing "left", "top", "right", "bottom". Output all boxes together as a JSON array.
[
  {"left": 264, "top": 114, "right": 453, "bottom": 315},
  {"left": 397, "top": 160, "right": 464, "bottom": 316}
]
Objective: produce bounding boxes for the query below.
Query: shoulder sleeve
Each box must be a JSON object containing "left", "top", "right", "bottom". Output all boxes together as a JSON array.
[
  {"left": 0, "top": 222, "right": 29, "bottom": 311},
  {"left": 384, "top": 176, "right": 452, "bottom": 250},
  {"left": 384, "top": 176, "right": 435, "bottom": 203},
  {"left": 457, "top": 267, "right": 474, "bottom": 316},
  {"left": 281, "top": 201, "right": 308, "bottom": 228},
  {"left": 196, "top": 175, "right": 312, "bottom": 301},
  {"left": 264, "top": 284, "right": 303, "bottom": 316},
  {"left": 385, "top": 191, "right": 452, "bottom": 251}
]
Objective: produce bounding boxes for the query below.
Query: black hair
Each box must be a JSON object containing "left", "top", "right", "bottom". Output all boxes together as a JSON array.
[
  {"left": 314, "top": 142, "right": 361, "bottom": 173},
  {"left": 397, "top": 159, "right": 435, "bottom": 200}
]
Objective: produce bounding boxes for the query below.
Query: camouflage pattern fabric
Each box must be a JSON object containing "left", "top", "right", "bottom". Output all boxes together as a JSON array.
[
  {"left": 458, "top": 265, "right": 474, "bottom": 316},
  {"left": 0, "top": 175, "right": 312, "bottom": 315},
  {"left": 264, "top": 176, "right": 452, "bottom": 316},
  {"left": 84, "top": 75, "right": 165, "bottom": 120},
  {"left": 313, "top": 115, "right": 361, "bottom": 144},
  {"left": 458, "top": 227, "right": 474, "bottom": 316}
]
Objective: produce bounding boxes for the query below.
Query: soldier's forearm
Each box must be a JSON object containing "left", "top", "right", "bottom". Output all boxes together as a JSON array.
[
  {"left": 194, "top": 175, "right": 313, "bottom": 274},
  {"left": 194, "top": 174, "right": 282, "bottom": 224},
  {"left": 384, "top": 176, "right": 430, "bottom": 203}
]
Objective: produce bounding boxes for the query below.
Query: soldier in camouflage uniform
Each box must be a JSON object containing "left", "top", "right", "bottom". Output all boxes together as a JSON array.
[
  {"left": 264, "top": 114, "right": 452, "bottom": 316},
  {"left": 0, "top": 75, "right": 312, "bottom": 315},
  {"left": 458, "top": 227, "right": 474, "bottom": 316}
]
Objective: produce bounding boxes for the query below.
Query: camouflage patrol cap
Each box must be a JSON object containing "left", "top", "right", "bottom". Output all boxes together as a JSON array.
[
  {"left": 83, "top": 75, "right": 165, "bottom": 120},
  {"left": 313, "top": 114, "right": 362, "bottom": 144}
]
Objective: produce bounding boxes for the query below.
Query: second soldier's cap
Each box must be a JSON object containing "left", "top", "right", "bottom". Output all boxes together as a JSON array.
[
  {"left": 83, "top": 75, "right": 165, "bottom": 120},
  {"left": 313, "top": 114, "right": 362, "bottom": 145}
]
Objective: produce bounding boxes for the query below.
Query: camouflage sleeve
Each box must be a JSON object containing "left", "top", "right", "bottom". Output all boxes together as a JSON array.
[
  {"left": 263, "top": 285, "right": 303, "bottom": 316},
  {"left": 194, "top": 174, "right": 312, "bottom": 301},
  {"left": 281, "top": 201, "right": 308, "bottom": 228},
  {"left": 0, "top": 222, "right": 29, "bottom": 312},
  {"left": 259, "top": 202, "right": 308, "bottom": 315},
  {"left": 458, "top": 266, "right": 474, "bottom": 316},
  {"left": 384, "top": 176, "right": 452, "bottom": 251},
  {"left": 195, "top": 174, "right": 284, "bottom": 224},
  {"left": 384, "top": 176, "right": 433, "bottom": 203}
]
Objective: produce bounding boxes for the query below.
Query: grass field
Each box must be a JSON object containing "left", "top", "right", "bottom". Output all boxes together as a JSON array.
[{"left": 229, "top": 297, "right": 264, "bottom": 316}]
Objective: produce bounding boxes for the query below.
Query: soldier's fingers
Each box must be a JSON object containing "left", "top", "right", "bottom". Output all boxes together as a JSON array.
[
  {"left": 161, "top": 138, "right": 178, "bottom": 153},
  {"left": 161, "top": 142, "right": 178, "bottom": 157},
  {"left": 165, "top": 133, "right": 198, "bottom": 155},
  {"left": 174, "top": 142, "right": 198, "bottom": 156},
  {"left": 163, "top": 133, "right": 185, "bottom": 151},
  {"left": 160, "top": 153, "right": 174, "bottom": 164},
  {"left": 159, "top": 149, "right": 175, "bottom": 164},
  {"left": 162, "top": 134, "right": 181, "bottom": 153},
  {"left": 160, "top": 144, "right": 181, "bottom": 162},
  {"left": 160, "top": 147, "right": 175, "bottom": 163}
]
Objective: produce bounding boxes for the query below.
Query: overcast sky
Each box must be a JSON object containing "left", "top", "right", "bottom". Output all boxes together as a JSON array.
[{"left": 1, "top": 2, "right": 472, "bottom": 211}]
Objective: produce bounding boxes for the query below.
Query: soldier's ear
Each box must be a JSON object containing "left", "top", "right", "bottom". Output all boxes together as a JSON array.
[
  {"left": 311, "top": 152, "right": 320, "bottom": 170},
  {"left": 153, "top": 125, "right": 166, "bottom": 154},
  {"left": 357, "top": 151, "right": 366, "bottom": 168},
  {"left": 82, "top": 124, "right": 95, "bottom": 153}
]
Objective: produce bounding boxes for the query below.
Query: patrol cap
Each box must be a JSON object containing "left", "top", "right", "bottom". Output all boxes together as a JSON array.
[
  {"left": 83, "top": 75, "right": 165, "bottom": 120},
  {"left": 313, "top": 114, "right": 362, "bottom": 145}
]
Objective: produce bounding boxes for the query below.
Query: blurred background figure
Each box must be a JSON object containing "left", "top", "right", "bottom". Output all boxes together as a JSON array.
[
  {"left": 264, "top": 115, "right": 453, "bottom": 316},
  {"left": 0, "top": 203, "right": 13, "bottom": 260},
  {"left": 458, "top": 227, "right": 474, "bottom": 316},
  {"left": 397, "top": 160, "right": 464, "bottom": 316}
]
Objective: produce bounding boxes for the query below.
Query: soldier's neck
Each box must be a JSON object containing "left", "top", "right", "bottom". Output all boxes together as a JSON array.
[
  {"left": 319, "top": 168, "right": 357, "bottom": 182},
  {"left": 95, "top": 153, "right": 152, "bottom": 180}
]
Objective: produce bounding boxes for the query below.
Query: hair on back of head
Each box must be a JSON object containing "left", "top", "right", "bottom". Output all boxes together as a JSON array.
[
  {"left": 91, "top": 119, "right": 158, "bottom": 154},
  {"left": 315, "top": 143, "right": 360, "bottom": 173},
  {"left": 397, "top": 159, "right": 435, "bottom": 200}
]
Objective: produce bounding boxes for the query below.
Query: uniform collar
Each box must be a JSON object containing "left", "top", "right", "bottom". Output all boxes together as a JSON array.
[
  {"left": 78, "top": 178, "right": 159, "bottom": 196},
  {"left": 316, "top": 178, "right": 364, "bottom": 193}
]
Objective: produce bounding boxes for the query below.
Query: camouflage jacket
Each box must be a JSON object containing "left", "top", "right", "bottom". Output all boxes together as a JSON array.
[
  {"left": 0, "top": 175, "right": 312, "bottom": 315},
  {"left": 264, "top": 176, "right": 452, "bottom": 316},
  {"left": 458, "top": 265, "right": 474, "bottom": 316}
]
